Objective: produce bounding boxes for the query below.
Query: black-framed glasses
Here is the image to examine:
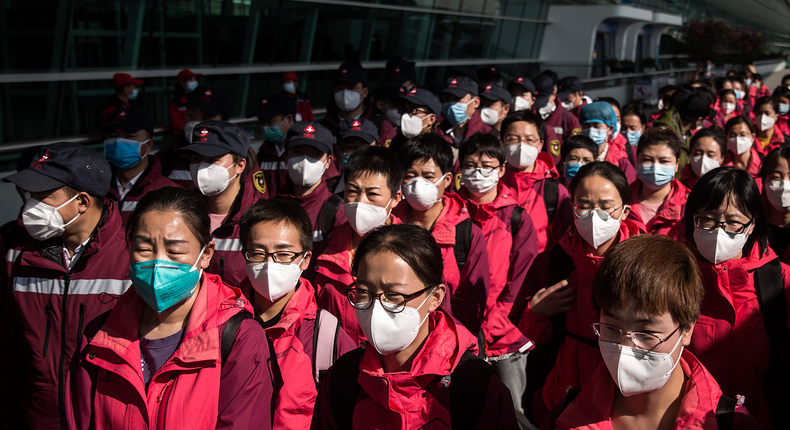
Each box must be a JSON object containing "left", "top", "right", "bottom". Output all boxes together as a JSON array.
[
  {"left": 573, "top": 203, "right": 623, "bottom": 220},
  {"left": 503, "top": 135, "right": 541, "bottom": 146},
  {"left": 398, "top": 106, "right": 430, "bottom": 116},
  {"left": 592, "top": 322, "right": 681, "bottom": 351},
  {"left": 693, "top": 216, "right": 752, "bottom": 234},
  {"left": 242, "top": 249, "right": 304, "bottom": 264},
  {"left": 461, "top": 166, "right": 502, "bottom": 178},
  {"left": 345, "top": 283, "right": 435, "bottom": 313}
]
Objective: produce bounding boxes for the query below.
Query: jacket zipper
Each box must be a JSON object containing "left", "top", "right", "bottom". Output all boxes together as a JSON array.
[
  {"left": 42, "top": 303, "right": 53, "bottom": 358},
  {"left": 76, "top": 302, "right": 85, "bottom": 345},
  {"left": 58, "top": 272, "right": 72, "bottom": 430},
  {"left": 156, "top": 377, "right": 176, "bottom": 430}
]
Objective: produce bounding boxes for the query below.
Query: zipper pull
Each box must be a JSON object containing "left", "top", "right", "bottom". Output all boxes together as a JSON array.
[{"left": 156, "top": 380, "right": 172, "bottom": 403}]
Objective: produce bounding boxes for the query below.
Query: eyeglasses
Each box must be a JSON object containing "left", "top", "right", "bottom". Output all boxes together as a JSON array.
[
  {"left": 398, "top": 107, "right": 430, "bottom": 116},
  {"left": 592, "top": 322, "right": 681, "bottom": 351},
  {"left": 572, "top": 203, "right": 623, "bottom": 220},
  {"left": 242, "top": 250, "right": 304, "bottom": 264},
  {"left": 503, "top": 136, "right": 541, "bottom": 146},
  {"left": 345, "top": 283, "right": 435, "bottom": 314},
  {"left": 693, "top": 216, "right": 752, "bottom": 234},
  {"left": 461, "top": 166, "right": 502, "bottom": 178}
]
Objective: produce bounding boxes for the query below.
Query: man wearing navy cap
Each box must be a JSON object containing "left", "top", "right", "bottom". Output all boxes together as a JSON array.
[
  {"left": 279, "top": 122, "right": 347, "bottom": 243},
  {"left": 477, "top": 65, "right": 503, "bottom": 90},
  {"left": 102, "top": 107, "right": 181, "bottom": 226},
  {"left": 0, "top": 143, "right": 130, "bottom": 429},
  {"left": 387, "top": 87, "right": 449, "bottom": 154},
  {"left": 251, "top": 94, "right": 298, "bottom": 198},
  {"left": 101, "top": 72, "right": 143, "bottom": 125},
  {"left": 333, "top": 118, "right": 380, "bottom": 194},
  {"left": 438, "top": 76, "right": 492, "bottom": 147},
  {"left": 557, "top": 76, "right": 586, "bottom": 119},
  {"left": 384, "top": 56, "right": 417, "bottom": 89},
  {"left": 371, "top": 83, "right": 405, "bottom": 148},
  {"left": 508, "top": 76, "right": 536, "bottom": 112},
  {"left": 479, "top": 84, "right": 512, "bottom": 134},
  {"left": 533, "top": 73, "right": 582, "bottom": 157},
  {"left": 320, "top": 63, "right": 371, "bottom": 136}
]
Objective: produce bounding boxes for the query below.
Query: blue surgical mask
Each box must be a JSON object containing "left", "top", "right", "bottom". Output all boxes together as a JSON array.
[
  {"left": 103, "top": 137, "right": 146, "bottom": 170},
  {"left": 283, "top": 82, "right": 296, "bottom": 93},
  {"left": 746, "top": 79, "right": 752, "bottom": 87},
  {"left": 779, "top": 103, "right": 790, "bottom": 116},
  {"left": 129, "top": 246, "right": 205, "bottom": 313},
  {"left": 442, "top": 100, "right": 472, "bottom": 126},
  {"left": 734, "top": 90, "right": 745, "bottom": 100},
  {"left": 636, "top": 163, "right": 676, "bottom": 190},
  {"left": 263, "top": 121, "right": 287, "bottom": 143},
  {"left": 186, "top": 81, "right": 199, "bottom": 92},
  {"left": 341, "top": 152, "right": 352, "bottom": 167},
  {"left": 582, "top": 127, "right": 608, "bottom": 146},
  {"left": 128, "top": 88, "right": 139, "bottom": 100},
  {"left": 626, "top": 130, "right": 642, "bottom": 146},
  {"left": 563, "top": 162, "right": 585, "bottom": 181}
]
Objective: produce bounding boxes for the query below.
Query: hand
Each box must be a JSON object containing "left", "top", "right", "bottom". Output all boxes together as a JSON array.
[{"left": 528, "top": 279, "right": 573, "bottom": 317}]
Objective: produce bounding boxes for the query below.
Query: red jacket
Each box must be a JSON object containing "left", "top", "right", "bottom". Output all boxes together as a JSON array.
[
  {"left": 378, "top": 118, "right": 397, "bottom": 148},
  {"left": 569, "top": 100, "right": 588, "bottom": 119},
  {"left": 680, "top": 163, "right": 701, "bottom": 190},
  {"left": 168, "top": 93, "right": 189, "bottom": 136},
  {"left": 516, "top": 220, "right": 640, "bottom": 417},
  {"left": 542, "top": 104, "right": 582, "bottom": 146},
  {"left": 207, "top": 171, "right": 267, "bottom": 287},
  {"left": 67, "top": 273, "right": 277, "bottom": 430},
  {"left": 461, "top": 182, "right": 538, "bottom": 356},
  {"left": 753, "top": 125, "right": 785, "bottom": 156},
  {"left": 603, "top": 142, "right": 637, "bottom": 183},
  {"left": 278, "top": 178, "right": 347, "bottom": 243},
  {"left": 106, "top": 157, "right": 182, "bottom": 226},
  {"left": 285, "top": 91, "right": 315, "bottom": 122},
  {"left": 0, "top": 203, "right": 130, "bottom": 429},
  {"left": 777, "top": 114, "right": 790, "bottom": 137},
  {"left": 154, "top": 134, "right": 196, "bottom": 190},
  {"left": 438, "top": 109, "right": 492, "bottom": 147},
  {"left": 687, "top": 244, "right": 790, "bottom": 430},
  {"left": 257, "top": 142, "right": 289, "bottom": 198},
  {"left": 749, "top": 84, "right": 772, "bottom": 109},
  {"left": 542, "top": 349, "right": 761, "bottom": 430},
  {"left": 628, "top": 179, "right": 688, "bottom": 240},
  {"left": 393, "top": 193, "right": 490, "bottom": 335},
  {"left": 502, "top": 171, "right": 550, "bottom": 253},
  {"left": 248, "top": 278, "right": 355, "bottom": 430},
  {"left": 311, "top": 309, "right": 518, "bottom": 430},
  {"left": 722, "top": 145, "right": 762, "bottom": 182}
]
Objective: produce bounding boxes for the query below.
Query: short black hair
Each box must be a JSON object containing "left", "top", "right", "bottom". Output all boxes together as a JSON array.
[
  {"left": 621, "top": 102, "right": 646, "bottom": 127},
  {"left": 127, "top": 187, "right": 210, "bottom": 247},
  {"left": 759, "top": 146, "right": 790, "bottom": 180},
  {"left": 239, "top": 197, "right": 313, "bottom": 253},
  {"left": 500, "top": 110, "right": 546, "bottom": 143},
  {"left": 459, "top": 132, "right": 506, "bottom": 166},
  {"left": 398, "top": 133, "right": 454, "bottom": 175},
  {"left": 773, "top": 86, "right": 790, "bottom": 101},
  {"left": 560, "top": 135, "right": 598, "bottom": 162},
  {"left": 569, "top": 161, "right": 631, "bottom": 205},
  {"left": 753, "top": 96, "right": 779, "bottom": 113},
  {"left": 725, "top": 115, "right": 755, "bottom": 135},
  {"left": 636, "top": 126, "right": 683, "bottom": 160},
  {"left": 719, "top": 89, "right": 736, "bottom": 101},
  {"left": 753, "top": 73, "right": 764, "bottom": 82},
  {"left": 595, "top": 97, "right": 621, "bottom": 115},
  {"left": 343, "top": 146, "right": 403, "bottom": 196},
  {"left": 690, "top": 126, "right": 726, "bottom": 155}
]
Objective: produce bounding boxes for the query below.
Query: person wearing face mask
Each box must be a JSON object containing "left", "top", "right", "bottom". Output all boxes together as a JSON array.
[
  {"left": 558, "top": 135, "right": 598, "bottom": 189},
  {"left": 595, "top": 97, "right": 626, "bottom": 153},
  {"left": 578, "top": 102, "right": 637, "bottom": 183},
  {"left": 458, "top": 134, "right": 539, "bottom": 415},
  {"left": 102, "top": 107, "right": 181, "bottom": 226},
  {"left": 647, "top": 85, "right": 677, "bottom": 127},
  {"left": 386, "top": 87, "right": 447, "bottom": 155},
  {"left": 278, "top": 122, "right": 347, "bottom": 244},
  {"left": 394, "top": 134, "right": 490, "bottom": 339},
  {"left": 748, "top": 73, "right": 772, "bottom": 110},
  {"left": 168, "top": 69, "right": 203, "bottom": 136},
  {"left": 370, "top": 83, "right": 405, "bottom": 148},
  {"left": 543, "top": 235, "right": 761, "bottom": 430},
  {"left": 760, "top": 147, "right": 790, "bottom": 263},
  {"left": 67, "top": 187, "right": 277, "bottom": 430},
  {"left": 683, "top": 167, "right": 790, "bottom": 430},
  {"left": 383, "top": 56, "right": 418, "bottom": 89},
  {"left": 716, "top": 88, "right": 741, "bottom": 125},
  {"left": 312, "top": 224, "right": 520, "bottom": 430},
  {"left": 731, "top": 75, "right": 753, "bottom": 117},
  {"left": 0, "top": 143, "right": 129, "bottom": 429},
  {"left": 620, "top": 103, "right": 646, "bottom": 165},
  {"left": 680, "top": 126, "right": 726, "bottom": 189},
  {"left": 157, "top": 85, "right": 233, "bottom": 189},
  {"left": 251, "top": 94, "right": 298, "bottom": 198},
  {"left": 513, "top": 161, "right": 639, "bottom": 422},
  {"left": 438, "top": 76, "right": 491, "bottom": 147},
  {"left": 331, "top": 118, "right": 380, "bottom": 195},
  {"left": 722, "top": 116, "right": 762, "bottom": 181},
  {"left": 313, "top": 146, "right": 403, "bottom": 344},
  {"left": 508, "top": 76, "right": 536, "bottom": 113},
  {"left": 532, "top": 74, "right": 582, "bottom": 149},
  {"left": 238, "top": 198, "right": 355, "bottom": 430},
  {"left": 479, "top": 84, "right": 512, "bottom": 136},
  {"left": 180, "top": 121, "right": 267, "bottom": 287},
  {"left": 477, "top": 64, "right": 504, "bottom": 90},
  {"left": 626, "top": 127, "right": 688, "bottom": 240},
  {"left": 753, "top": 96, "right": 785, "bottom": 156},
  {"left": 101, "top": 72, "right": 143, "bottom": 125},
  {"left": 319, "top": 64, "right": 371, "bottom": 136},
  {"left": 281, "top": 71, "right": 314, "bottom": 122},
  {"left": 772, "top": 86, "right": 790, "bottom": 138},
  {"left": 557, "top": 76, "right": 586, "bottom": 119}
]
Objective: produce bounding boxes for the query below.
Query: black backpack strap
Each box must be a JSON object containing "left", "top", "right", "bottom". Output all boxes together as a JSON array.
[
  {"left": 320, "top": 194, "right": 344, "bottom": 242},
  {"left": 511, "top": 206, "right": 524, "bottom": 241},
  {"left": 715, "top": 395, "right": 737, "bottom": 430},
  {"left": 449, "top": 352, "right": 494, "bottom": 430},
  {"left": 454, "top": 218, "right": 473, "bottom": 271},
  {"left": 543, "top": 178, "right": 560, "bottom": 224},
  {"left": 221, "top": 311, "right": 253, "bottom": 364},
  {"left": 329, "top": 347, "right": 365, "bottom": 429}
]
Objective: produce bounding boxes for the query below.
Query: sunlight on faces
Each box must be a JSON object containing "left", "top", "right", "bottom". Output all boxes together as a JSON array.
[
  {"left": 622, "top": 114, "right": 644, "bottom": 133},
  {"left": 564, "top": 148, "right": 595, "bottom": 164},
  {"left": 691, "top": 136, "right": 723, "bottom": 163},
  {"left": 637, "top": 144, "right": 678, "bottom": 173},
  {"left": 503, "top": 121, "right": 542, "bottom": 150},
  {"left": 600, "top": 299, "right": 693, "bottom": 359},
  {"left": 345, "top": 171, "right": 401, "bottom": 209},
  {"left": 573, "top": 175, "right": 630, "bottom": 220},
  {"left": 130, "top": 210, "right": 213, "bottom": 269},
  {"left": 245, "top": 220, "right": 311, "bottom": 271},
  {"left": 403, "top": 158, "right": 452, "bottom": 198}
]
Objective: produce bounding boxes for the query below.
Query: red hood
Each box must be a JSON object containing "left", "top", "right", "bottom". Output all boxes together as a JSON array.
[
  {"left": 629, "top": 179, "right": 689, "bottom": 224},
  {"left": 431, "top": 193, "right": 471, "bottom": 246}
]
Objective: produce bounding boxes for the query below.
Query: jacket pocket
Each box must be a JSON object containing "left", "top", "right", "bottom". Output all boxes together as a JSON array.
[{"left": 42, "top": 302, "right": 53, "bottom": 358}]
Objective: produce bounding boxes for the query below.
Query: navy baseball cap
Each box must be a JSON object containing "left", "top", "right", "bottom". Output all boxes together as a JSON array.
[
  {"left": 5, "top": 142, "right": 111, "bottom": 196},
  {"left": 286, "top": 122, "right": 334, "bottom": 153},
  {"left": 397, "top": 87, "right": 442, "bottom": 116},
  {"left": 103, "top": 107, "right": 154, "bottom": 138},
  {"left": 532, "top": 74, "right": 555, "bottom": 110},
  {"left": 477, "top": 65, "right": 502, "bottom": 82},
  {"left": 339, "top": 118, "right": 379, "bottom": 145},
  {"left": 442, "top": 76, "right": 478, "bottom": 98},
  {"left": 247, "top": 94, "right": 297, "bottom": 120},
  {"left": 539, "top": 70, "right": 559, "bottom": 85},
  {"left": 480, "top": 84, "right": 513, "bottom": 106},
  {"left": 376, "top": 83, "right": 407, "bottom": 102},
  {"left": 508, "top": 76, "right": 536, "bottom": 95},
  {"left": 557, "top": 77, "right": 583, "bottom": 100},
  {"left": 181, "top": 121, "right": 250, "bottom": 158},
  {"left": 386, "top": 57, "right": 417, "bottom": 84},
  {"left": 333, "top": 66, "right": 367, "bottom": 87},
  {"left": 188, "top": 86, "right": 232, "bottom": 118}
]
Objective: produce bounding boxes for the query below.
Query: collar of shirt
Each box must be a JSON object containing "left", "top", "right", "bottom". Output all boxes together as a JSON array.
[
  {"left": 62, "top": 236, "right": 92, "bottom": 270},
  {"left": 274, "top": 142, "right": 286, "bottom": 157},
  {"left": 116, "top": 168, "right": 145, "bottom": 201},
  {"left": 597, "top": 145, "right": 609, "bottom": 161}
]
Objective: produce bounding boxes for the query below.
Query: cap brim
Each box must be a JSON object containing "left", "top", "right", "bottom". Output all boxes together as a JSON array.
[
  {"left": 556, "top": 90, "right": 572, "bottom": 101},
  {"left": 188, "top": 100, "right": 222, "bottom": 118},
  {"left": 339, "top": 131, "right": 377, "bottom": 144},
  {"left": 3, "top": 169, "right": 67, "bottom": 193},
  {"left": 286, "top": 138, "right": 332, "bottom": 153},
  {"left": 102, "top": 120, "right": 143, "bottom": 133},
  {"left": 247, "top": 110, "right": 278, "bottom": 120},
  {"left": 480, "top": 93, "right": 504, "bottom": 102},
  {"left": 333, "top": 77, "right": 362, "bottom": 86},
  {"left": 177, "top": 143, "right": 231, "bottom": 158},
  {"left": 441, "top": 87, "right": 470, "bottom": 98},
  {"left": 387, "top": 75, "right": 410, "bottom": 83},
  {"left": 130, "top": 79, "right": 143, "bottom": 85},
  {"left": 534, "top": 94, "right": 552, "bottom": 110}
]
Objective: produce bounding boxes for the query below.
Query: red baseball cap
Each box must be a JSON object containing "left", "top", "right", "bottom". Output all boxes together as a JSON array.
[
  {"left": 282, "top": 72, "right": 298, "bottom": 81},
  {"left": 112, "top": 73, "right": 143, "bottom": 87},
  {"left": 177, "top": 69, "right": 203, "bottom": 81}
]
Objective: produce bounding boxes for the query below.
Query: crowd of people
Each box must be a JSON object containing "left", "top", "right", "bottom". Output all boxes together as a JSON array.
[{"left": 0, "top": 56, "right": 788, "bottom": 429}]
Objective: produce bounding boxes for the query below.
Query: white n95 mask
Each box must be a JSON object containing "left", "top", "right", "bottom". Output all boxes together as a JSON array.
[
  {"left": 246, "top": 255, "right": 305, "bottom": 302},
  {"left": 344, "top": 201, "right": 391, "bottom": 236},
  {"left": 287, "top": 155, "right": 325, "bottom": 187},
  {"left": 599, "top": 330, "right": 683, "bottom": 396},
  {"left": 690, "top": 155, "right": 720, "bottom": 178},
  {"left": 575, "top": 208, "right": 625, "bottom": 249},
  {"left": 190, "top": 162, "right": 237, "bottom": 196},
  {"left": 693, "top": 226, "right": 749, "bottom": 265},
  {"left": 505, "top": 143, "right": 539, "bottom": 170},
  {"left": 356, "top": 292, "right": 433, "bottom": 355},
  {"left": 403, "top": 176, "right": 443, "bottom": 211},
  {"left": 766, "top": 180, "right": 790, "bottom": 212},
  {"left": 22, "top": 194, "right": 81, "bottom": 241}
]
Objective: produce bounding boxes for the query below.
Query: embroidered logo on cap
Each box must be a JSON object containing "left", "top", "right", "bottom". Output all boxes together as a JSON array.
[
  {"left": 304, "top": 125, "right": 315, "bottom": 134},
  {"left": 409, "top": 87, "right": 417, "bottom": 96},
  {"left": 351, "top": 120, "right": 362, "bottom": 130},
  {"left": 199, "top": 127, "right": 210, "bottom": 136},
  {"left": 204, "top": 90, "right": 212, "bottom": 97},
  {"left": 117, "top": 111, "right": 127, "bottom": 118},
  {"left": 340, "top": 69, "right": 348, "bottom": 76},
  {"left": 399, "top": 87, "right": 407, "bottom": 95},
  {"left": 32, "top": 151, "right": 50, "bottom": 169},
  {"left": 394, "top": 67, "right": 401, "bottom": 74},
  {"left": 260, "top": 98, "right": 268, "bottom": 107},
  {"left": 485, "top": 85, "right": 492, "bottom": 93},
  {"left": 517, "top": 77, "right": 524, "bottom": 83},
  {"left": 449, "top": 78, "right": 458, "bottom": 88}
]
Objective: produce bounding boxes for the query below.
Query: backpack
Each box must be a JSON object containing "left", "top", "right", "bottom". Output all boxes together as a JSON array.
[
  {"left": 454, "top": 207, "right": 524, "bottom": 271},
  {"left": 319, "top": 194, "right": 344, "bottom": 242},
  {"left": 310, "top": 309, "right": 341, "bottom": 386},
  {"left": 221, "top": 311, "right": 254, "bottom": 363},
  {"left": 328, "top": 348, "right": 496, "bottom": 430},
  {"left": 543, "top": 178, "right": 560, "bottom": 224}
]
